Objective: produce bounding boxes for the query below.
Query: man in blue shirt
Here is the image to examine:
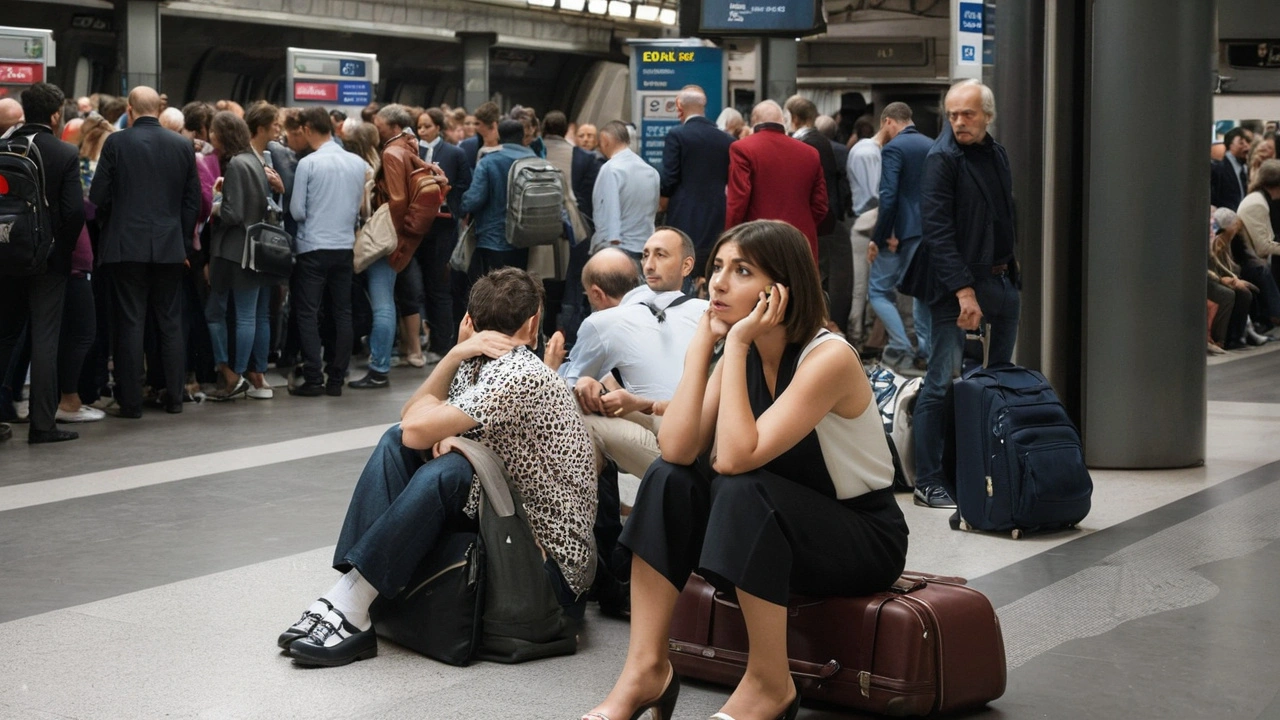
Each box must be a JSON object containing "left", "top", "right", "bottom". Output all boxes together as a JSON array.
[
  {"left": 289, "top": 107, "right": 369, "bottom": 397},
  {"left": 591, "top": 121, "right": 660, "bottom": 258},
  {"left": 459, "top": 119, "right": 535, "bottom": 273}
]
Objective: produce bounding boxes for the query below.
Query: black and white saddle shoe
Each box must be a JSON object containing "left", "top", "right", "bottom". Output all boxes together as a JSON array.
[
  {"left": 289, "top": 608, "right": 378, "bottom": 667},
  {"left": 276, "top": 598, "right": 333, "bottom": 649}
]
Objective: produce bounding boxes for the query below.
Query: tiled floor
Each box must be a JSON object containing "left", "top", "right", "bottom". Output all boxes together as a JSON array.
[{"left": 1, "top": 345, "right": 1278, "bottom": 719}]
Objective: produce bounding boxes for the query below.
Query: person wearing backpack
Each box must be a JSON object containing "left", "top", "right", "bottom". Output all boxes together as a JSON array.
[
  {"left": 0, "top": 82, "right": 86, "bottom": 443},
  {"left": 459, "top": 119, "right": 536, "bottom": 273}
]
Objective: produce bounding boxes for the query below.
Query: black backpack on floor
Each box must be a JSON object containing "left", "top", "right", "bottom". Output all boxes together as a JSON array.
[
  {"left": 0, "top": 132, "right": 54, "bottom": 276},
  {"left": 369, "top": 437, "right": 578, "bottom": 665}
]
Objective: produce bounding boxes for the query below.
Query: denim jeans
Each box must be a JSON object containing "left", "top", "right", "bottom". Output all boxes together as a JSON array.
[
  {"left": 205, "top": 285, "right": 271, "bottom": 375},
  {"left": 334, "top": 425, "right": 478, "bottom": 597},
  {"left": 868, "top": 236, "right": 931, "bottom": 357},
  {"left": 363, "top": 257, "right": 397, "bottom": 374},
  {"left": 913, "top": 273, "right": 1020, "bottom": 493}
]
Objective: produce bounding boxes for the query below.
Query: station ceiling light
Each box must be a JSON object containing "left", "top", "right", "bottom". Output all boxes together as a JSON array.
[{"left": 527, "top": 0, "right": 679, "bottom": 24}]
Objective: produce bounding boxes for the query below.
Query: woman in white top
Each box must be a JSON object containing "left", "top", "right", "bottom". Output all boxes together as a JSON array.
[{"left": 583, "top": 220, "right": 909, "bottom": 720}]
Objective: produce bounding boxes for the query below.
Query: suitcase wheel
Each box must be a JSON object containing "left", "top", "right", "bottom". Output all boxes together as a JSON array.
[{"left": 1011, "top": 528, "right": 1024, "bottom": 540}]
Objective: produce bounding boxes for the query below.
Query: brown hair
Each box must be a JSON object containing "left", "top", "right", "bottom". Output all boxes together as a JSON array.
[
  {"left": 244, "top": 101, "right": 280, "bottom": 136},
  {"left": 468, "top": 267, "right": 546, "bottom": 335},
  {"left": 473, "top": 101, "right": 501, "bottom": 127},
  {"left": 784, "top": 95, "right": 818, "bottom": 127},
  {"left": 707, "top": 220, "right": 827, "bottom": 344},
  {"left": 210, "top": 111, "right": 253, "bottom": 160}
]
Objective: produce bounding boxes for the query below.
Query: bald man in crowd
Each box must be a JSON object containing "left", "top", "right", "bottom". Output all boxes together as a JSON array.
[
  {"left": 89, "top": 86, "right": 201, "bottom": 418},
  {"left": 660, "top": 85, "right": 733, "bottom": 287},
  {"left": 725, "top": 100, "right": 828, "bottom": 259},
  {"left": 0, "top": 98, "right": 23, "bottom": 134}
]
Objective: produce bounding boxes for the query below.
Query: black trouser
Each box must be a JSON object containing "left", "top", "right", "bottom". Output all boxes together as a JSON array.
[
  {"left": 79, "top": 264, "right": 114, "bottom": 403},
  {"left": 107, "top": 262, "right": 185, "bottom": 411},
  {"left": 818, "top": 220, "right": 854, "bottom": 335},
  {"left": 417, "top": 220, "right": 458, "bottom": 354},
  {"left": 58, "top": 275, "right": 96, "bottom": 397},
  {"left": 0, "top": 273, "right": 66, "bottom": 432},
  {"left": 620, "top": 459, "right": 908, "bottom": 606},
  {"left": 293, "top": 249, "right": 354, "bottom": 386}
]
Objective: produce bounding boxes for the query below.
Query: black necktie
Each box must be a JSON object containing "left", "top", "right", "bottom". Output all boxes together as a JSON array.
[{"left": 1240, "top": 165, "right": 1249, "bottom": 195}]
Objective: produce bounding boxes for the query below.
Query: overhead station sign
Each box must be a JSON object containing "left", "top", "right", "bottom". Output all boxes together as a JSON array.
[
  {"left": 630, "top": 41, "right": 724, "bottom": 174},
  {"left": 286, "top": 47, "right": 379, "bottom": 111},
  {"left": 698, "top": 0, "right": 826, "bottom": 37}
]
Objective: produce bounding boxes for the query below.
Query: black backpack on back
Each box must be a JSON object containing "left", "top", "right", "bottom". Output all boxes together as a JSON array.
[{"left": 0, "top": 132, "right": 54, "bottom": 276}]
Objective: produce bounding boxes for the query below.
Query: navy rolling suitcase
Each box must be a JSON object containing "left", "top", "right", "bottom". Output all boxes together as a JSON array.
[{"left": 943, "top": 363, "right": 1092, "bottom": 538}]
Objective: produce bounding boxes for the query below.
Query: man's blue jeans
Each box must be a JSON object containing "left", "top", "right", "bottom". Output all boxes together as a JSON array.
[
  {"left": 334, "top": 425, "right": 477, "bottom": 597},
  {"left": 913, "top": 274, "right": 1020, "bottom": 494},
  {"left": 868, "top": 236, "right": 931, "bottom": 357}
]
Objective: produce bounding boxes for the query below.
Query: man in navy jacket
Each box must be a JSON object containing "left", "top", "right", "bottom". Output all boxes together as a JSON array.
[
  {"left": 906, "top": 80, "right": 1020, "bottom": 510},
  {"left": 869, "top": 102, "right": 934, "bottom": 376},
  {"left": 660, "top": 86, "right": 733, "bottom": 283}
]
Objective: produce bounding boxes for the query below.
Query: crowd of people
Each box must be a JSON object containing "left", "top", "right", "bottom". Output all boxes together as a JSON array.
[
  {"left": 1208, "top": 124, "right": 1280, "bottom": 353},
  {"left": 3, "top": 75, "right": 1027, "bottom": 716}
]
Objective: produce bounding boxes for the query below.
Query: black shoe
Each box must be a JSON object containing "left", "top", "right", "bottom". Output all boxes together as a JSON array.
[
  {"left": 277, "top": 598, "right": 333, "bottom": 649},
  {"left": 107, "top": 404, "right": 143, "bottom": 419},
  {"left": 29, "top": 428, "right": 79, "bottom": 444},
  {"left": 289, "top": 609, "right": 377, "bottom": 667},
  {"left": 913, "top": 485, "right": 957, "bottom": 509},
  {"left": 166, "top": 401, "right": 183, "bottom": 414},
  {"left": 290, "top": 382, "right": 326, "bottom": 397},
  {"left": 778, "top": 684, "right": 802, "bottom": 720},
  {"left": 325, "top": 382, "right": 343, "bottom": 397},
  {"left": 597, "top": 580, "right": 631, "bottom": 621},
  {"left": 348, "top": 371, "right": 389, "bottom": 390},
  {"left": 0, "top": 423, "right": 11, "bottom": 442}
]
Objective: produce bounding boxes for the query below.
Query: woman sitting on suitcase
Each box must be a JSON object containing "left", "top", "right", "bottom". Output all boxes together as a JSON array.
[{"left": 582, "top": 220, "right": 909, "bottom": 720}]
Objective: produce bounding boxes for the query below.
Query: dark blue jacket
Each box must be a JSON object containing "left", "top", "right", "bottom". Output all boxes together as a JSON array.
[
  {"left": 1210, "top": 156, "right": 1247, "bottom": 211},
  {"left": 421, "top": 140, "right": 472, "bottom": 217},
  {"left": 89, "top": 116, "right": 201, "bottom": 265},
  {"left": 571, "top": 145, "right": 604, "bottom": 224},
  {"left": 904, "top": 127, "right": 1020, "bottom": 305},
  {"left": 660, "top": 115, "right": 733, "bottom": 253},
  {"left": 459, "top": 135, "right": 481, "bottom": 171},
  {"left": 872, "top": 125, "right": 933, "bottom": 248}
]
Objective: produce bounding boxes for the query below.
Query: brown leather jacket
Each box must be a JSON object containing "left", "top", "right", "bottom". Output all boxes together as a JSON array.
[{"left": 375, "top": 130, "right": 428, "bottom": 270}]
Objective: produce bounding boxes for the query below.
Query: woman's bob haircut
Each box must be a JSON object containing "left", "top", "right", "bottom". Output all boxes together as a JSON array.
[{"left": 706, "top": 220, "right": 829, "bottom": 345}]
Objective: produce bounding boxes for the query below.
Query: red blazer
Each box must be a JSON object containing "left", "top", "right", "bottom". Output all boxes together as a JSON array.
[{"left": 725, "top": 124, "right": 828, "bottom": 258}]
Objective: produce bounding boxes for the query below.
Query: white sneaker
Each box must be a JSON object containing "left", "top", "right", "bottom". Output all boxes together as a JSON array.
[
  {"left": 1207, "top": 342, "right": 1227, "bottom": 356},
  {"left": 248, "top": 380, "right": 274, "bottom": 400},
  {"left": 56, "top": 405, "right": 107, "bottom": 423},
  {"left": 15, "top": 400, "right": 30, "bottom": 423}
]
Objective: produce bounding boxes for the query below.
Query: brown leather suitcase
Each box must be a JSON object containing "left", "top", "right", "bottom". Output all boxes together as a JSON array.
[{"left": 668, "top": 572, "right": 1006, "bottom": 717}]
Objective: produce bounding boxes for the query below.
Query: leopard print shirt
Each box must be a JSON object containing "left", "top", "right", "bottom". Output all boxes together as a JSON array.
[{"left": 449, "top": 346, "right": 599, "bottom": 595}]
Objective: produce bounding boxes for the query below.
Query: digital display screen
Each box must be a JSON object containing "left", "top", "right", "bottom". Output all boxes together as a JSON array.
[{"left": 699, "top": 0, "right": 824, "bottom": 35}]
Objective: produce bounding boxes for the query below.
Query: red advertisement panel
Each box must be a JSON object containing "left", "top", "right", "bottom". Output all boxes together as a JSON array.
[
  {"left": 293, "top": 81, "right": 338, "bottom": 102},
  {"left": 0, "top": 64, "right": 43, "bottom": 84}
]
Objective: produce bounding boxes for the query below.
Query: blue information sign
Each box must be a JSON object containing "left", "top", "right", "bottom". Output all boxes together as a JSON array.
[
  {"left": 958, "top": 2, "right": 984, "bottom": 33},
  {"left": 339, "top": 81, "right": 372, "bottom": 106},
  {"left": 632, "top": 44, "right": 723, "bottom": 172},
  {"left": 339, "top": 59, "right": 367, "bottom": 77}
]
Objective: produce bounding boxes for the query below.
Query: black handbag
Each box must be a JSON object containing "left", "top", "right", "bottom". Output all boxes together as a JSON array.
[
  {"left": 368, "top": 531, "right": 485, "bottom": 666},
  {"left": 243, "top": 197, "right": 294, "bottom": 279}
]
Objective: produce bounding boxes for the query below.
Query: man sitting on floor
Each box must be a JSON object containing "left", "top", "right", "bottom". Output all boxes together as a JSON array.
[{"left": 276, "top": 268, "right": 598, "bottom": 667}]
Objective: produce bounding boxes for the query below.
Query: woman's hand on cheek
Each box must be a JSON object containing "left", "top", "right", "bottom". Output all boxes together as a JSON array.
[
  {"left": 700, "top": 307, "right": 731, "bottom": 342},
  {"left": 727, "top": 284, "right": 788, "bottom": 346}
]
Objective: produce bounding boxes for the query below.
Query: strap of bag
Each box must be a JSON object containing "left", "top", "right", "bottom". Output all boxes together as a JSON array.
[
  {"left": 644, "top": 293, "right": 695, "bottom": 323},
  {"left": 446, "top": 436, "right": 515, "bottom": 518}
]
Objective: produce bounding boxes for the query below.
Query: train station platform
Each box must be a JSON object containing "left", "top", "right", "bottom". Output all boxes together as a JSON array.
[{"left": 1, "top": 344, "right": 1279, "bottom": 719}]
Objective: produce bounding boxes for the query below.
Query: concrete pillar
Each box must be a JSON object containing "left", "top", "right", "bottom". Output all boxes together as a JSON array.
[
  {"left": 992, "top": 0, "right": 1045, "bottom": 373},
  {"left": 457, "top": 32, "right": 496, "bottom": 112},
  {"left": 1084, "top": 0, "right": 1214, "bottom": 468},
  {"left": 763, "top": 38, "right": 796, "bottom": 102},
  {"left": 119, "top": 0, "right": 162, "bottom": 92}
]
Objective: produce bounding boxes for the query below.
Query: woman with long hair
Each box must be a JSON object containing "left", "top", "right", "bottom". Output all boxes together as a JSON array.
[
  {"left": 583, "top": 220, "right": 909, "bottom": 720},
  {"left": 205, "top": 111, "right": 274, "bottom": 400}
]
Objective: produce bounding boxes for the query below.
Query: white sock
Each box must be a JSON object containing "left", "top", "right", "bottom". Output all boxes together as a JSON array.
[{"left": 321, "top": 569, "right": 378, "bottom": 631}]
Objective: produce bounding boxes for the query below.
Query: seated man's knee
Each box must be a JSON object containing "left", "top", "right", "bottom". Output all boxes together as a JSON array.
[{"left": 379, "top": 424, "right": 405, "bottom": 449}]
